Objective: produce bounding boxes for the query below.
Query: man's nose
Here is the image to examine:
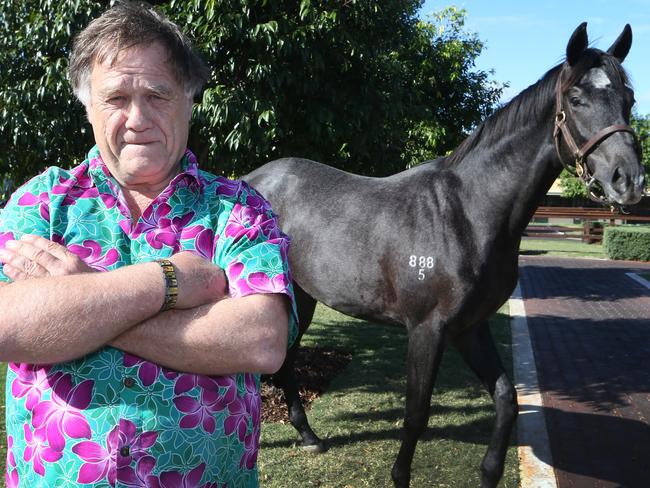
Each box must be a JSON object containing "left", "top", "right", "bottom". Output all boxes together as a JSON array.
[{"left": 124, "top": 100, "right": 152, "bottom": 131}]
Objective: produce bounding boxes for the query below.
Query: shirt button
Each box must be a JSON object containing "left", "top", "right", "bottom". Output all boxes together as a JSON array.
[
  {"left": 120, "top": 446, "right": 130, "bottom": 457},
  {"left": 123, "top": 377, "right": 136, "bottom": 388}
]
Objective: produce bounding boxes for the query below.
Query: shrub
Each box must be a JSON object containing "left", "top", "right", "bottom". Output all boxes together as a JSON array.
[{"left": 603, "top": 225, "right": 650, "bottom": 261}]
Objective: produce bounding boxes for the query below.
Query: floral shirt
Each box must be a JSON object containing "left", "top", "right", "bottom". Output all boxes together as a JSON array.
[{"left": 0, "top": 146, "right": 298, "bottom": 487}]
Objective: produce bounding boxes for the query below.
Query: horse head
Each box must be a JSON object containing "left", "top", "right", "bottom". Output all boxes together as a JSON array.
[{"left": 554, "top": 22, "right": 644, "bottom": 205}]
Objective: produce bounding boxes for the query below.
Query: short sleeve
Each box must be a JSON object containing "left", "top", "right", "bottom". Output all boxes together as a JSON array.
[
  {"left": 0, "top": 172, "right": 53, "bottom": 284},
  {"left": 215, "top": 181, "right": 299, "bottom": 348}
]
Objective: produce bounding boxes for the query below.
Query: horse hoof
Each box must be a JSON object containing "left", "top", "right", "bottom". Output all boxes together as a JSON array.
[{"left": 301, "top": 441, "right": 327, "bottom": 453}]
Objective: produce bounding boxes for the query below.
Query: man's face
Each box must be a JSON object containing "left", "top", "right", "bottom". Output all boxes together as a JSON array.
[{"left": 86, "top": 42, "right": 193, "bottom": 188}]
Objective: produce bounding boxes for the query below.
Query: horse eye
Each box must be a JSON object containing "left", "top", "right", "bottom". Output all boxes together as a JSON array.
[{"left": 569, "top": 96, "right": 581, "bottom": 107}]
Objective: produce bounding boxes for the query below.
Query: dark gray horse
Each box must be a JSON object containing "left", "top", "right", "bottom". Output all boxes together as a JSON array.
[{"left": 245, "top": 23, "right": 644, "bottom": 487}]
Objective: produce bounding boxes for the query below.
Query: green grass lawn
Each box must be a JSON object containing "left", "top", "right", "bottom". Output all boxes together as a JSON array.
[
  {"left": 258, "top": 304, "right": 518, "bottom": 487},
  {"left": 519, "top": 238, "right": 606, "bottom": 259}
]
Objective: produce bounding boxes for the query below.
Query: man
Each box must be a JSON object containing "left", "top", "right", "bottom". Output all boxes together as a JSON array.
[{"left": 0, "top": 2, "right": 297, "bottom": 486}]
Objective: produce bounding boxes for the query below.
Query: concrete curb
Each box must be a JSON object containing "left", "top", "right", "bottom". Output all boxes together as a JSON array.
[{"left": 509, "top": 283, "right": 557, "bottom": 488}]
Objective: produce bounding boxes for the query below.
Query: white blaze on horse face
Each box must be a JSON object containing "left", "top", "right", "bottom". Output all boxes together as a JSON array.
[{"left": 584, "top": 68, "right": 612, "bottom": 88}]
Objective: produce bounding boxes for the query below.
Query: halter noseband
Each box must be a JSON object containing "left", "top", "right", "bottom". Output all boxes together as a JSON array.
[{"left": 553, "top": 68, "right": 639, "bottom": 203}]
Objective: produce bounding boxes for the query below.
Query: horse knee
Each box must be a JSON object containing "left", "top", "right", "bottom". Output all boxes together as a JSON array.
[{"left": 494, "top": 374, "right": 518, "bottom": 420}]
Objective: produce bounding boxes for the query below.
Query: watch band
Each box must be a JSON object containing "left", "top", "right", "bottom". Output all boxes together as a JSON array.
[{"left": 156, "top": 259, "right": 178, "bottom": 311}]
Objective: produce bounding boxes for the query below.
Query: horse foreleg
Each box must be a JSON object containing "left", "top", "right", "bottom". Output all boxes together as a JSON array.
[
  {"left": 391, "top": 322, "right": 446, "bottom": 488},
  {"left": 272, "top": 346, "right": 327, "bottom": 452},
  {"left": 453, "top": 321, "right": 518, "bottom": 488},
  {"left": 272, "top": 284, "right": 326, "bottom": 451}
]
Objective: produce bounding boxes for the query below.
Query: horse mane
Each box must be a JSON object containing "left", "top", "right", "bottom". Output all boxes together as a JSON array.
[{"left": 444, "top": 49, "right": 631, "bottom": 167}]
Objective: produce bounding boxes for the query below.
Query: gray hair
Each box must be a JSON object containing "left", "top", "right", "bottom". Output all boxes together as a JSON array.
[{"left": 68, "top": 1, "right": 209, "bottom": 106}]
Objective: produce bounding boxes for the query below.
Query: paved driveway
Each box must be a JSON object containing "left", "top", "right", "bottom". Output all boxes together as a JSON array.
[{"left": 518, "top": 256, "right": 650, "bottom": 488}]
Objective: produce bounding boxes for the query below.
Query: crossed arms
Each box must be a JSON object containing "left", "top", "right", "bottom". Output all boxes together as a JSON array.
[{"left": 0, "top": 235, "right": 289, "bottom": 375}]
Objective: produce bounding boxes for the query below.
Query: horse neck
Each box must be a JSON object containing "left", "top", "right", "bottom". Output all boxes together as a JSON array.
[{"left": 452, "top": 83, "right": 564, "bottom": 238}]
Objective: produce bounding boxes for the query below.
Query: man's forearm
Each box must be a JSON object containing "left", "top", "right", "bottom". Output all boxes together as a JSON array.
[
  {"left": 0, "top": 262, "right": 165, "bottom": 363},
  {"left": 111, "top": 293, "right": 289, "bottom": 376}
]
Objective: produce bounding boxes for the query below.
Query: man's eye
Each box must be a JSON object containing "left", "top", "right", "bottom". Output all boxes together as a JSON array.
[{"left": 108, "top": 96, "right": 125, "bottom": 104}]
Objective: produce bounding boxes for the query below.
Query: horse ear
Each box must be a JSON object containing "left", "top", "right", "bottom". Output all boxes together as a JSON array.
[
  {"left": 607, "top": 24, "right": 632, "bottom": 62},
  {"left": 566, "top": 22, "right": 588, "bottom": 66}
]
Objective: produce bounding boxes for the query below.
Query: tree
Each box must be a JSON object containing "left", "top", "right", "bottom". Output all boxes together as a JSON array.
[
  {"left": 0, "top": 0, "right": 502, "bottom": 202},
  {"left": 559, "top": 111, "right": 650, "bottom": 198}
]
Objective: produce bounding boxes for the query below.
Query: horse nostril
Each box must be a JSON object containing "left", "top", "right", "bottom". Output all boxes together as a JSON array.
[{"left": 612, "top": 167, "right": 623, "bottom": 184}]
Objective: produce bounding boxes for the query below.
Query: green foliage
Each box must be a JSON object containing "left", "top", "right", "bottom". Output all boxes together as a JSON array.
[
  {"left": 0, "top": 1, "right": 502, "bottom": 202},
  {"left": 603, "top": 225, "right": 650, "bottom": 261},
  {"left": 0, "top": 1, "right": 104, "bottom": 203},
  {"left": 560, "top": 111, "right": 650, "bottom": 198}
]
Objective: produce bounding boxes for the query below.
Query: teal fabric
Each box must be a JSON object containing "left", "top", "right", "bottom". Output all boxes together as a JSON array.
[{"left": 0, "top": 146, "right": 297, "bottom": 487}]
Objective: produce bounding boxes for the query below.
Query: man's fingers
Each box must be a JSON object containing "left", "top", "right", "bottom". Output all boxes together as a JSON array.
[
  {"left": 20, "top": 234, "right": 70, "bottom": 260},
  {"left": 2, "top": 256, "right": 48, "bottom": 279},
  {"left": 5, "top": 239, "right": 60, "bottom": 269}
]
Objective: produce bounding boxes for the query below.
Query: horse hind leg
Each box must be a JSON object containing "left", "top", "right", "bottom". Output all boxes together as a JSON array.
[
  {"left": 391, "top": 320, "right": 446, "bottom": 488},
  {"left": 271, "top": 283, "right": 326, "bottom": 452},
  {"left": 452, "top": 321, "right": 518, "bottom": 488}
]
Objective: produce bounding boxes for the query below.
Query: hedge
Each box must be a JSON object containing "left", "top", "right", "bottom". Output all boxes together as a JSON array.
[{"left": 603, "top": 225, "right": 650, "bottom": 261}]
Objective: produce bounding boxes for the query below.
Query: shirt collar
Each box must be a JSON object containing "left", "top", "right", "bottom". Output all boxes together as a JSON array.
[{"left": 86, "top": 146, "right": 203, "bottom": 195}]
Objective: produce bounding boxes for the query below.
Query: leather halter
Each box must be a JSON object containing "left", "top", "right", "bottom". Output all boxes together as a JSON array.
[{"left": 552, "top": 68, "right": 639, "bottom": 203}]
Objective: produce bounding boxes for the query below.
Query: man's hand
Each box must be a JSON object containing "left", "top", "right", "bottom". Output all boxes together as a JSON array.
[
  {"left": 168, "top": 251, "right": 229, "bottom": 309},
  {"left": 0, "top": 235, "right": 228, "bottom": 308},
  {"left": 0, "top": 234, "right": 94, "bottom": 280}
]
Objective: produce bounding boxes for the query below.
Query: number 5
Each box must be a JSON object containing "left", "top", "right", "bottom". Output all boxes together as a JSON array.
[{"left": 418, "top": 269, "right": 425, "bottom": 281}]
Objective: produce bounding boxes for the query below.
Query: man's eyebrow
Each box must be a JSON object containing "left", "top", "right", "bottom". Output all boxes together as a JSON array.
[
  {"left": 147, "top": 84, "right": 174, "bottom": 97},
  {"left": 96, "top": 83, "right": 175, "bottom": 98}
]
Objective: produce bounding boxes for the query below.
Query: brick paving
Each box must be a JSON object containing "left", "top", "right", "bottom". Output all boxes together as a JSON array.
[{"left": 518, "top": 256, "right": 650, "bottom": 488}]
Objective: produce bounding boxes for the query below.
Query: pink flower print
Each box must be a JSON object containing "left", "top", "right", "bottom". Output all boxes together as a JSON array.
[
  {"left": 149, "top": 463, "right": 207, "bottom": 488},
  {"left": 225, "top": 373, "right": 259, "bottom": 443},
  {"left": 120, "top": 455, "right": 156, "bottom": 487},
  {"left": 68, "top": 240, "right": 119, "bottom": 272},
  {"left": 52, "top": 173, "right": 101, "bottom": 206},
  {"left": 173, "top": 375, "right": 237, "bottom": 432},
  {"left": 23, "top": 424, "right": 63, "bottom": 476},
  {"left": 52, "top": 233, "right": 66, "bottom": 246},
  {"left": 215, "top": 178, "right": 241, "bottom": 198},
  {"left": 240, "top": 427, "right": 260, "bottom": 471},
  {"left": 73, "top": 420, "right": 158, "bottom": 486},
  {"left": 245, "top": 191, "right": 273, "bottom": 216},
  {"left": 174, "top": 392, "right": 218, "bottom": 433},
  {"left": 124, "top": 354, "right": 162, "bottom": 387},
  {"left": 193, "top": 227, "right": 215, "bottom": 261},
  {"left": 72, "top": 426, "right": 118, "bottom": 485},
  {"left": 137, "top": 205, "right": 195, "bottom": 251},
  {"left": 17, "top": 191, "right": 50, "bottom": 222},
  {"left": 6, "top": 435, "right": 16, "bottom": 469},
  {"left": 114, "top": 419, "right": 158, "bottom": 469},
  {"left": 9, "top": 363, "right": 59, "bottom": 411},
  {"left": 223, "top": 397, "right": 250, "bottom": 442},
  {"left": 31, "top": 374, "right": 93, "bottom": 451},
  {"left": 225, "top": 262, "right": 251, "bottom": 298},
  {"left": 132, "top": 203, "right": 172, "bottom": 238},
  {"left": 247, "top": 272, "right": 289, "bottom": 294},
  {"left": 224, "top": 203, "right": 268, "bottom": 243},
  {"left": 0, "top": 232, "right": 15, "bottom": 249},
  {"left": 239, "top": 374, "right": 260, "bottom": 470},
  {"left": 226, "top": 263, "right": 289, "bottom": 298},
  {"left": 6, "top": 435, "right": 19, "bottom": 488},
  {"left": 172, "top": 373, "right": 216, "bottom": 396}
]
